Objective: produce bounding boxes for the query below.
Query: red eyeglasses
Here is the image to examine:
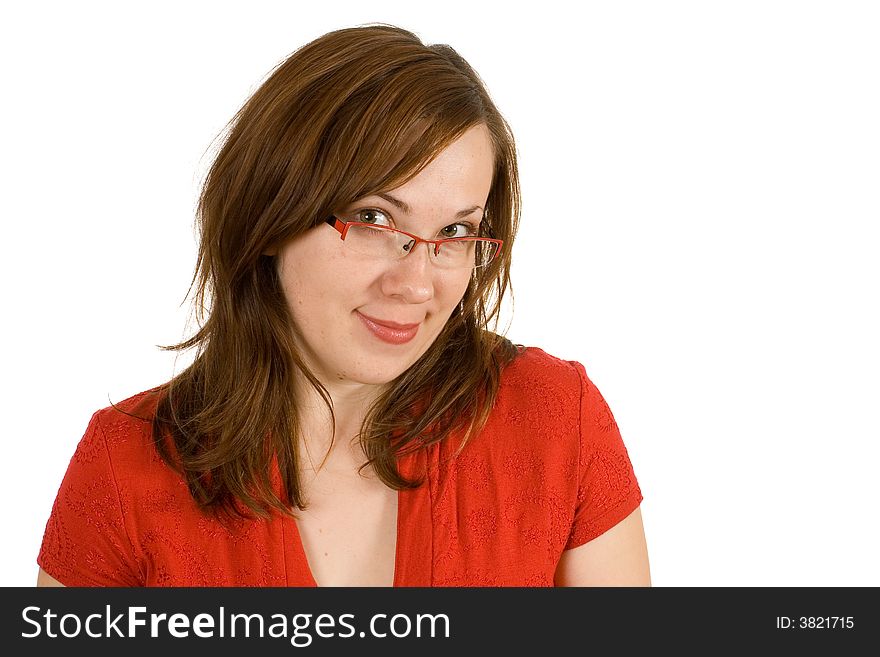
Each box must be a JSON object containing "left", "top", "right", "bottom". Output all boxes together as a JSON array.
[{"left": 325, "top": 216, "right": 503, "bottom": 270}]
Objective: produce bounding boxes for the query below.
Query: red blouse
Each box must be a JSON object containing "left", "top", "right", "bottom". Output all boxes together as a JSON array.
[{"left": 38, "top": 347, "right": 643, "bottom": 586}]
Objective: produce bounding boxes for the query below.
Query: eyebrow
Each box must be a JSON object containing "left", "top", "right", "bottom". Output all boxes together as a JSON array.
[{"left": 377, "top": 192, "right": 484, "bottom": 219}]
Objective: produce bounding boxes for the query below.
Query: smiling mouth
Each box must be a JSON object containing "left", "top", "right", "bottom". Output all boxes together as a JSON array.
[{"left": 356, "top": 312, "right": 421, "bottom": 345}]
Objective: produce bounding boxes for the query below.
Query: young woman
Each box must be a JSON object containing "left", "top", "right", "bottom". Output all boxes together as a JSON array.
[{"left": 37, "top": 24, "right": 649, "bottom": 587}]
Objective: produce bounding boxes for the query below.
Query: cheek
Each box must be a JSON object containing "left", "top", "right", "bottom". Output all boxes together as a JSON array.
[
  {"left": 279, "top": 237, "right": 340, "bottom": 303},
  {"left": 281, "top": 270, "right": 343, "bottom": 352},
  {"left": 284, "top": 271, "right": 339, "bottom": 325},
  {"left": 280, "top": 249, "right": 382, "bottom": 327},
  {"left": 278, "top": 248, "right": 335, "bottom": 322},
  {"left": 438, "top": 270, "right": 473, "bottom": 310}
]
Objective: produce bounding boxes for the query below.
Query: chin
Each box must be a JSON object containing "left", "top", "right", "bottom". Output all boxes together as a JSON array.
[
  {"left": 346, "top": 351, "right": 427, "bottom": 386},
  {"left": 351, "top": 363, "right": 414, "bottom": 386}
]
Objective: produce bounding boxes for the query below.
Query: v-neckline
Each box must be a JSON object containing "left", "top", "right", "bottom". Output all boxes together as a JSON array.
[{"left": 282, "top": 446, "right": 433, "bottom": 587}]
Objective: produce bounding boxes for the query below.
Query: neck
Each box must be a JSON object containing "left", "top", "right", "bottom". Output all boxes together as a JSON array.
[{"left": 292, "top": 368, "right": 384, "bottom": 474}]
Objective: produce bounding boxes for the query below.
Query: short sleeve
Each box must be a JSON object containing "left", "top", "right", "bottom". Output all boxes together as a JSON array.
[
  {"left": 37, "top": 412, "right": 143, "bottom": 586},
  {"left": 565, "top": 362, "right": 643, "bottom": 550}
]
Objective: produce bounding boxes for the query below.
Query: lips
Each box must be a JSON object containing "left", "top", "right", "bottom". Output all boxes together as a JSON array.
[{"left": 356, "top": 311, "right": 421, "bottom": 345}]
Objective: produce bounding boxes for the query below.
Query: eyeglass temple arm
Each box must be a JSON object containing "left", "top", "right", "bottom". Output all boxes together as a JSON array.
[{"left": 325, "top": 215, "right": 345, "bottom": 237}]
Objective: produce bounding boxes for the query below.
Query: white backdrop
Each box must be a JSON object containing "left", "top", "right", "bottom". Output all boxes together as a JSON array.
[{"left": 2, "top": 0, "right": 878, "bottom": 586}]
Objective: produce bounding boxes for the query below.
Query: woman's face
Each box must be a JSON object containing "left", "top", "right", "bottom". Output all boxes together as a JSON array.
[{"left": 277, "top": 124, "right": 495, "bottom": 392}]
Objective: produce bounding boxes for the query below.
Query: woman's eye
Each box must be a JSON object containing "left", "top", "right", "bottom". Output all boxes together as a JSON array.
[
  {"left": 354, "top": 209, "right": 391, "bottom": 226},
  {"left": 439, "top": 222, "right": 477, "bottom": 239}
]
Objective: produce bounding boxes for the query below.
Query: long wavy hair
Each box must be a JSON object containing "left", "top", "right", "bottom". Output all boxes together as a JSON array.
[{"left": 150, "top": 24, "right": 521, "bottom": 519}]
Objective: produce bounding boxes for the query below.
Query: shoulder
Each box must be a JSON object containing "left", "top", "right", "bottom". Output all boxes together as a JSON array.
[
  {"left": 38, "top": 386, "right": 174, "bottom": 586},
  {"left": 503, "top": 345, "right": 583, "bottom": 380},
  {"left": 86, "top": 387, "right": 162, "bottom": 447},
  {"left": 495, "top": 346, "right": 588, "bottom": 416},
  {"left": 476, "top": 345, "right": 624, "bottom": 469},
  {"left": 72, "top": 386, "right": 172, "bottom": 481},
  {"left": 469, "top": 346, "right": 591, "bottom": 463},
  {"left": 498, "top": 346, "right": 616, "bottom": 423}
]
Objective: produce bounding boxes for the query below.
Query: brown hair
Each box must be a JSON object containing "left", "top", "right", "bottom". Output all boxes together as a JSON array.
[{"left": 152, "top": 24, "right": 521, "bottom": 519}]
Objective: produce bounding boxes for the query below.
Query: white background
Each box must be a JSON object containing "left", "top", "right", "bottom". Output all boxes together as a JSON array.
[{"left": 2, "top": 0, "right": 878, "bottom": 587}]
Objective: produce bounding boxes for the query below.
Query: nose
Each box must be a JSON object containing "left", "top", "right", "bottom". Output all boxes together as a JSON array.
[{"left": 379, "top": 241, "right": 435, "bottom": 304}]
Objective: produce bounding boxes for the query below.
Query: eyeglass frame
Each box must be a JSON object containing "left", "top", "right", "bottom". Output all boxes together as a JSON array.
[{"left": 324, "top": 215, "right": 504, "bottom": 268}]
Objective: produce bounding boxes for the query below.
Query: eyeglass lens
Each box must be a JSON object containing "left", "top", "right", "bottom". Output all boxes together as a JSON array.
[{"left": 345, "top": 224, "right": 497, "bottom": 269}]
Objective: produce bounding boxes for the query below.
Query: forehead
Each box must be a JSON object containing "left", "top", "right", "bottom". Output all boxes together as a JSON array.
[{"left": 380, "top": 125, "right": 495, "bottom": 211}]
